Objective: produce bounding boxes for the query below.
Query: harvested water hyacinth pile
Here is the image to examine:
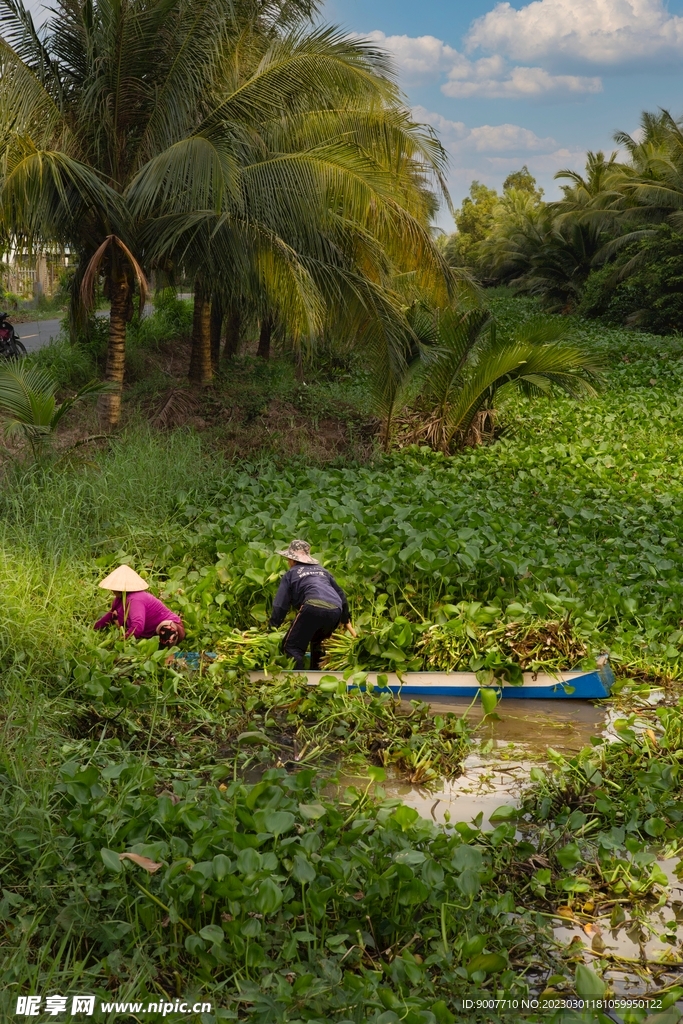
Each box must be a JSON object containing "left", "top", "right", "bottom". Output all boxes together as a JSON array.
[
  {"left": 418, "top": 617, "right": 588, "bottom": 678},
  {"left": 246, "top": 603, "right": 592, "bottom": 678},
  {"left": 214, "top": 627, "right": 288, "bottom": 671}
]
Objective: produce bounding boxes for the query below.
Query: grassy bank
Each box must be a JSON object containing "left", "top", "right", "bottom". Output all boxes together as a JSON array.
[{"left": 2, "top": 298, "right": 683, "bottom": 1020}]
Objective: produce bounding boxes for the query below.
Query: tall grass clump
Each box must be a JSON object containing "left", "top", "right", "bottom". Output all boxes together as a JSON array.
[
  {"left": 31, "top": 336, "right": 100, "bottom": 391},
  {"left": 128, "top": 293, "right": 193, "bottom": 351},
  {"left": 0, "top": 428, "right": 230, "bottom": 682},
  {"left": 0, "top": 428, "right": 223, "bottom": 552}
]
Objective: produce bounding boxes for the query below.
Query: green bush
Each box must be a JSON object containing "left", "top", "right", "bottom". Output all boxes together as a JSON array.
[
  {"left": 579, "top": 227, "right": 683, "bottom": 333},
  {"left": 128, "top": 292, "right": 193, "bottom": 351},
  {"left": 30, "top": 293, "right": 194, "bottom": 393},
  {"left": 31, "top": 336, "right": 99, "bottom": 390}
]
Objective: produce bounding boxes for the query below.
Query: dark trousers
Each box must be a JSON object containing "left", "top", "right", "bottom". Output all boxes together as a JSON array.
[{"left": 282, "top": 604, "right": 341, "bottom": 670}]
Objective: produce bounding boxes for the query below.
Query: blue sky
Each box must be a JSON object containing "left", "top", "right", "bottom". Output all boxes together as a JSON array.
[
  {"left": 325, "top": 0, "right": 683, "bottom": 225},
  {"left": 21, "top": 0, "right": 683, "bottom": 226}
]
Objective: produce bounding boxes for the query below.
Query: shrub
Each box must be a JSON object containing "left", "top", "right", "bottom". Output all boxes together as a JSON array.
[
  {"left": 579, "top": 228, "right": 683, "bottom": 333},
  {"left": 32, "top": 337, "right": 99, "bottom": 390}
]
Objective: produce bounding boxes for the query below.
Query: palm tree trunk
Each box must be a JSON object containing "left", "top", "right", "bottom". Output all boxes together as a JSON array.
[
  {"left": 209, "top": 294, "right": 224, "bottom": 373},
  {"left": 189, "top": 279, "right": 212, "bottom": 383},
  {"left": 98, "top": 270, "right": 130, "bottom": 430},
  {"left": 382, "top": 412, "right": 393, "bottom": 451},
  {"left": 256, "top": 314, "right": 272, "bottom": 360},
  {"left": 223, "top": 307, "right": 241, "bottom": 360}
]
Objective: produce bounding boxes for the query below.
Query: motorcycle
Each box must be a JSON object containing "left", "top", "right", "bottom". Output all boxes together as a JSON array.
[{"left": 0, "top": 312, "right": 27, "bottom": 357}]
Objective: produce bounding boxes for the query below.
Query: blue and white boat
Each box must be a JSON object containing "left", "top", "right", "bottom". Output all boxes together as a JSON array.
[{"left": 249, "top": 657, "right": 614, "bottom": 699}]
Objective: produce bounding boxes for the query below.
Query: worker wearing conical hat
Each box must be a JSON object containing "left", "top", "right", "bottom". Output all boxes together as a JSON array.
[{"left": 94, "top": 565, "right": 185, "bottom": 647}]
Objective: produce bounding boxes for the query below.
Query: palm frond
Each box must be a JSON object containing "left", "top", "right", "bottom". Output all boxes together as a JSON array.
[
  {"left": 0, "top": 0, "right": 63, "bottom": 96},
  {"left": 81, "top": 234, "right": 148, "bottom": 311}
]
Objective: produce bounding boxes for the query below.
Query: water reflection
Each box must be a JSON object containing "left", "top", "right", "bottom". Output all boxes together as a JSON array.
[
  {"left": 553, "top": 879, "right": 683, "bottom": 997},
  {"left": 382, "top": 753, "right": 528, "bottom": 829},
  {"left": 426, "top": 696, "right": 605, "bottom": 754},
  {"left": 379, "top": 698, "right": 605, "bottom": 828},
  {"left": 397, "top": 695, "right": 683, "bottom": 999}
]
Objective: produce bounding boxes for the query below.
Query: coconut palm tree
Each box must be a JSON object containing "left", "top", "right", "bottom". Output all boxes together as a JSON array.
[
  {"left": 132, "top": 29, "right": 455, "bottom": 384},
  {"left": 611, "top": 110, "right": 683, "bottom": 223},
  {"left": 476, "top": 187, "right": 608, "bottom": 310},
  {"left": 0, "top": 0, "right": 331, "bottom": 425},
  {"left": 556, "top": 113, "right": 683, "bottom": 294},
  {"left": 554, "top": 151, "right": 620, "bottom": 215},
  {"left": 467, "top": 123, "right": 683, "bottom": 313}
]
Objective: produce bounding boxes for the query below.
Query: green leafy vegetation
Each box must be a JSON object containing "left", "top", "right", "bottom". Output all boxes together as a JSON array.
[
  {"left": 386, "top": 306, "right": 600, "bottom": 451},
  {"left": 0, "top": 360, "right": 112, "bottom": 456},
  {"left": 107, "top": 301, "right": 683, "bottom": 680},
  {"left": 0, "top": 298, "right": 680, "bottom": 1019},
  {"left": 0, "top": 743, "right": 559, "bottom": 1022},
  {"left": 2, "top": 0, "right": 683, "bottom": 1011}
]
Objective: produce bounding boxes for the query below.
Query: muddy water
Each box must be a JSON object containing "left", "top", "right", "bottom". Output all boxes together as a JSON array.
[
  {"left": 384, "top": 698, "right": 605, "bottom": 830},
  {"left": 427, "top": 696, "right": 606, "bottom": 754},
  {"left": 383, "top": 753, "right": 531, "bottom": 830},
  {"left": 554, "top": 901, "right": 683, "bottom": 997},
  {"left": 389, "top": 696, "right": 683, "bottom": 998}
]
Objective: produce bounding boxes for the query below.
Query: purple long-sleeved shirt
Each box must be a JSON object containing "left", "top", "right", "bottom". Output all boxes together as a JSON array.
[{"left": 94, "top": 592, "right": 182, "bottom": 639}]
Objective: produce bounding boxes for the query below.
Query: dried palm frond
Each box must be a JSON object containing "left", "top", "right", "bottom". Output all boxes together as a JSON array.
[{"left": 151, "top": 387, "right": 198, "bottom": 429}]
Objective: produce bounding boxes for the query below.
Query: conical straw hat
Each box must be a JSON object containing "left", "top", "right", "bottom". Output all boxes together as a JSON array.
[{"left": 98, "top": 564, "right": 149, "bottom": 592}]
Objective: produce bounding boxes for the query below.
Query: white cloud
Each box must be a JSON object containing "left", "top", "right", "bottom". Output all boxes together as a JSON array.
[
  {"left": 415, "top": 107, "right": 587, "bottom": 215},
  {"left": 364, "top": 31, "right": 461, "bottom": 82},
  {"left": 416, "top": 108, "right": 559, "bottom": 153},
  {"left": 467, "top": 0, "right": 683, "bottom": 67},
  {"left": 442, "top": 61, "right": 601, "bottom": 99},
  {"left": 366, "top": 30, "right": 602, "bottom": 99}
]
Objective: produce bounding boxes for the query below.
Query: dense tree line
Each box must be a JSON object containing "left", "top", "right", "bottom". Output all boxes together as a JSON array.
[{"left": 443, "top": 113, "right": 683, "bottom": 334}]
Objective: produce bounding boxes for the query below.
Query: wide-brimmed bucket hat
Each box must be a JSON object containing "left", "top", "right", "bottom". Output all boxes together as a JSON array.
[
  {"left": 275, "top": 540, "right": 320, "bottom": 565},
  {"left": 98, "top": 564, "right": 150, "bottom": 592}
]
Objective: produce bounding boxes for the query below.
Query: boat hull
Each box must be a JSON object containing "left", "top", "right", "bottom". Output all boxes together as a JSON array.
[{"left": 248, "top": 663, "right": 614, "bottom": 699}]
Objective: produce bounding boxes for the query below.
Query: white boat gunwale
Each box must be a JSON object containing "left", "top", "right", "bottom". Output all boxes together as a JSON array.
[{"left": 247, "top": 662, "right": 614, "bottom": 699}]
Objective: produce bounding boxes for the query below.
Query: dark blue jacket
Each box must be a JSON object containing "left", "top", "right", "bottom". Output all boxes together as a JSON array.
[{"left": 269, "top": 564, "right": 350, "bottom": 627}]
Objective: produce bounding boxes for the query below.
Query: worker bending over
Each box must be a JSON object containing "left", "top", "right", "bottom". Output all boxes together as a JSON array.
[
  {"left": 269, "top": 540, "right": 356, "bottom": 669},
  {"left": 94, "top": 564, "right": 185, "bottom": 647}
]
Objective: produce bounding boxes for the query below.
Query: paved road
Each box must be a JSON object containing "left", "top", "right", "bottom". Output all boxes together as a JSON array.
[
  {"left": 11, "top": 306, "right": 152, "bottom": 354},
  {"left": 12, "top": 318, "right": 64, "bottom": 353},
  {"left": 10, "top": 297, "right": 184, "bottom": 354}
]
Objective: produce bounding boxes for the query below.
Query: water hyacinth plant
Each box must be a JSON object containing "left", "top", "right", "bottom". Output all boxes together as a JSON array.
[
  {"left": 2, "top": 298, "right": 683, "bottom": 1015},
  {"left": 0, "top": 750, "right": 563, "bottom": 1022}
]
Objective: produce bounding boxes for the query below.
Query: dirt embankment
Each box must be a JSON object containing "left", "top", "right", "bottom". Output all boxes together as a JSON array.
[{"left": 7, "top": 335, "right": 378, "bottom": 465}]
